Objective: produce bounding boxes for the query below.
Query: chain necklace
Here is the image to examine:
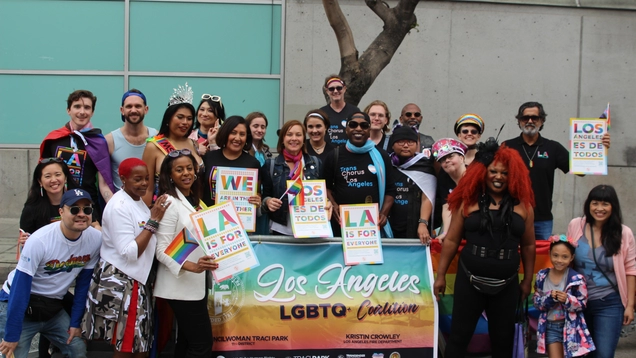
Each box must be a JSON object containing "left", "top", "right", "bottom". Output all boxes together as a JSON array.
[
  {"left": 312, "top": 142, "right": 326, "bottom": 154},
  {"left": 522, "top": 144, "right": 540, "bottom": 168}
]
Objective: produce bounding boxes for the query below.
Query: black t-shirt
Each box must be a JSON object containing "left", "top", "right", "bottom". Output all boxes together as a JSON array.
[
  {"left": 323, "top": 145, "right": 397, "bottom": 206},
  {"left": 20, "top": 203, "right": 61, "bottom": 234},
  {"left": 503, "top": 134, "right": 569, "bottom": 221},
  {"left": 41, "top": 135, "right": 101, "bottom": 220},
  {"left": 305, "top": 139, "right": 335, "bottom": 164},
  {"left": 202, "top": 150, "right": 262, "bottom": 207},
  {"left": 433, "top": 170, "right": 457, "bottom": 228},
  {"left": 320, "top": 103, "right": 360, "bottom": 146},
  {"left": 389, "top": 170, "right": 421, "bottom": 238}
]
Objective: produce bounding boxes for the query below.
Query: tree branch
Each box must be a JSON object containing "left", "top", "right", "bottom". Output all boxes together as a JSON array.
[
  {"left": 365, "top": 0, "right": 392, "bottom": 24},
  {"left": 322, "top": 0, "right": 358, "bottom": 60}
]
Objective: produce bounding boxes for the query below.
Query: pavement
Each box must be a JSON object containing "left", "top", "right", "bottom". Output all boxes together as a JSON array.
[{"left": 1, "top": 217, "right": 635, "bottom": 357}]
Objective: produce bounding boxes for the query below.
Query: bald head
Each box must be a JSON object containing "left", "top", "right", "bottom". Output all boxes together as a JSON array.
[{"left": 399, "top": 103, "right": 422, "bottom": 127}]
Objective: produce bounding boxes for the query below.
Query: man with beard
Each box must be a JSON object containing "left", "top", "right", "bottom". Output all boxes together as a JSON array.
[
  {"left": 503, "top": 101, "right": 610, "bottom": 240},
  {"left": 0, "top": 189, "right": 102, "bottom": 358},
  {"left": 387, "top": 126, "right": 436, "bottom": 243},
  {"left": 398, "top": 103, "right": 435, "bottom": 152},
  {"left": 323, "top": 112, "right": 396, "bottom": 238},
  {"left": 105, "top": 89, "right": 158, "bottom": 191}
]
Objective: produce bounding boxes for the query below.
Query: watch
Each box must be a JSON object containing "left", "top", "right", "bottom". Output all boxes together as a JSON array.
[{"left": 418, "top": 218, "right": 429, "bottom": 226}]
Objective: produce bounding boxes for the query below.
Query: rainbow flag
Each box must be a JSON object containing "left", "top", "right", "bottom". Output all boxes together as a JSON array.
[
  {"left": 288, "top": 178, "right": 304, "bottom": 206},
  {"left": 431, "top": 239, "right": 552, "bottom": 353},
  {"left": 164, "top": 228, "right": 199, "bottom": 265},
  {"left": 600, "top": 102, "right": 610, "bottom": 130}
]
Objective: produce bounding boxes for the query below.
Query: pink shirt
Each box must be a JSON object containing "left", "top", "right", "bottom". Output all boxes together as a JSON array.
[{"left": 567, "top": 217, "right": 636, "bottom": 308}]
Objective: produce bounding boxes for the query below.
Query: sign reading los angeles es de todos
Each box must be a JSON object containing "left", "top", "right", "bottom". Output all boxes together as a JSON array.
[
  {"left": 208, "top": 241, "right": 438, "bottom": 358},
  {"left": 569, "top": 118, "right": 608, "bottom": 175}
]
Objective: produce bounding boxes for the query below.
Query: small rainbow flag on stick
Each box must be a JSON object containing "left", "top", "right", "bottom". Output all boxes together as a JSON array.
[
  {"left": 164, "top": 228, "right": 199, "bottom": 265},
  {"left": 600, "top": 102, "right": 610, "bottom": 130},
  {"left": 288, "top": 178, "right": 305, "bottom": 206}
]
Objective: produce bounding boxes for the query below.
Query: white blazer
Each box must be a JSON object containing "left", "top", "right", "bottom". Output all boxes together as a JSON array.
[{"left": 154, "top": 190, "right": 207, "bottom": 301}]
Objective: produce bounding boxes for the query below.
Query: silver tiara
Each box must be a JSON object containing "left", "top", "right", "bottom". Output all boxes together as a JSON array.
[{"left": 168, "top": 82, "right": 193, "bottom": 107}]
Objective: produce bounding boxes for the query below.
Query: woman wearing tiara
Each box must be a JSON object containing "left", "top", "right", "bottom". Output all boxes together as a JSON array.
[{"left": 142, "top": 83, "right": 203, "bottom": 206}]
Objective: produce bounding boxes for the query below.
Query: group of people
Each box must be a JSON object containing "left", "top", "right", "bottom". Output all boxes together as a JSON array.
[{"left": 0, "top": 74, "right": 633, "bottom": 358}]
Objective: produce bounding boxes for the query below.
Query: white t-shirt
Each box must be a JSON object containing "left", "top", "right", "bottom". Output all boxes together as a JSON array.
[
  {"left": 16, "top": 222, "right": 102, "bottom": 299},
  {"left": 100, "top": 189, "right": 155, "bottom": 284}
]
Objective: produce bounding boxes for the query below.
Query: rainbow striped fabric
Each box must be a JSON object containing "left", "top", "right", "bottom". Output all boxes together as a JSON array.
[
  {"left": 288, "top": 178, "right": 304, "bottom": 206},
  {"left": 164, "top": 228, "right": 200, "bottom": 265},
  {"left": 431, "top": 240, "right": 552, "bottom": 353}
]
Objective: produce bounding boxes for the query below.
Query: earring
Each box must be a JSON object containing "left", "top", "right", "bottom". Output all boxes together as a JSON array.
[
  {"left": 64, "top": 182, "right": 67, "bottom": 192},
  {"left": 170, "top": 178, "right": 174, "bottom": 183},
  {"left": 40, "top": 186, "right": 44, "bottom": 197},
  {"left": 194, "top": 174, "right": 198, "bottom": 181}
]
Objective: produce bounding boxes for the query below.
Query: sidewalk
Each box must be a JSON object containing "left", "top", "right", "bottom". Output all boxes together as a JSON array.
[{"left": 1, "top": 218, "right": 635, "bottom": 357}]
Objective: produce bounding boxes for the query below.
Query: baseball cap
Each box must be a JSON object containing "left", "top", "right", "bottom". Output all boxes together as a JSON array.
[{"left": 60, "top": 189, "right": 93, "bottom": 207}]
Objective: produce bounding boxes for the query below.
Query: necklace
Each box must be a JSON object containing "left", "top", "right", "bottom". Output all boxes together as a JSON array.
[
  {"left": 522, "top": 144, "right": 540, "bottom": 168},
  {"left": 312, "top": 142, "right": 326, "bottom": 154}
]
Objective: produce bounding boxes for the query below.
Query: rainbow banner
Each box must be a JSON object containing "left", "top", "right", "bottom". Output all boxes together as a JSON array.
[
  {"left": 164, "top": 228, "right": 199, "bottom": 265},
  {"left": 209, "top": 240, "right": 438, "bottom": 358},
  {"left": 430, "top": 240, "right": 552, "bottom": 353},
  {"left": 287, "top": 180, "right": 332, "bottom": 238}
]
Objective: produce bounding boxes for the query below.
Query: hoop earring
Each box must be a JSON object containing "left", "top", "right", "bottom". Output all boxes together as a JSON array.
[
  {"left": 40, "top": 186, "right": 44, "bottom": 197},
  {"left": 194, "top": 174, "right": 198, "bottom": 181}
]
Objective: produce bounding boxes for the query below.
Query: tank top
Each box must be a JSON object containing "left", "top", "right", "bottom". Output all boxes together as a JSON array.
[{"left": 110, "top": 127, "right": 158, "bottom": 190}]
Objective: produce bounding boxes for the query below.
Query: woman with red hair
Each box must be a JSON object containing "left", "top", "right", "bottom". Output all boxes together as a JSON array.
[{"left": 433, "top": 139, "right": 536, "bottom": 358}]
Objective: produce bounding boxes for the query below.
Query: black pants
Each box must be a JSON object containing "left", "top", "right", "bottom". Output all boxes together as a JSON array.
[
  {"left": 166, "top": 297, "right": 212, "bottom": 358},
  {"left": 445, "top": 261, "right": 519, "bottom": 358}
]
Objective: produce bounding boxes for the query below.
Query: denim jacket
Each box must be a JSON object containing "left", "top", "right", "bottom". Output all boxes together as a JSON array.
[{"left": 262, "top": 153, "right": 322, "bottom": 225}]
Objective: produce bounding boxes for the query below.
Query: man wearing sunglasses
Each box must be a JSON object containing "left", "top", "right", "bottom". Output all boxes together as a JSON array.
[
  {"left": 319, "top": 75, "right": 361, "bottom": 146},
  {"left": 398, "top": 103, "right": 435, "bottom": 152},
  {"left": 0, "top": 189, "right": 102, "bottom": 358},
  {"left": 502, "top": 101, "right": 611, "bottom": 240},
  {"left": 105, "top": 89, "right": 158, "bottom": 191},
  {"left": 323, "top": 112, "right": 396, "bottom": 238}
]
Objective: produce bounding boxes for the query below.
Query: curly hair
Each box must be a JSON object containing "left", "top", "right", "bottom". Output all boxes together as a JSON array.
[{"left": 447, "top": 144, "right": 534, "bottom": 216}]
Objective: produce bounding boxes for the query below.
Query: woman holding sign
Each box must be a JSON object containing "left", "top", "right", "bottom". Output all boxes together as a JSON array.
[
  {"left": 262, "top": 120, "right": 323, "bottom": 235},
  {"left": 82, "top": 158, "right": 170, "bottom": 356},
  {"left": 433, "top": 139, "right": 536, "bottom": 358},
  {"left": 154, "top": 149, "right": 218, "bottom": 358}
]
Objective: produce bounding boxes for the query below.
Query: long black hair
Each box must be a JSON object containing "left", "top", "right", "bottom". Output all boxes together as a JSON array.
[
  {"left": 583, "top": 184, "right": 623, "bottom": 256},
  {"left": 158, "top": 151, "right": 201, "bottom": 204},
  {"left": 158, "top": 103, "right": 196, "bottom": 138},
  {"left": 23, "top": 160, "right": 78, "bottom": 229}
]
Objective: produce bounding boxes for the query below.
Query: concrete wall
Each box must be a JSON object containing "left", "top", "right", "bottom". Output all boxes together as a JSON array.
[{"left": 283, "top": 1, "right": 636, "bottom": 231}]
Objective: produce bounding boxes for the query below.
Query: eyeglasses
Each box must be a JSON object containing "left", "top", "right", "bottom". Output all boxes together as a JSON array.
[
  {"left": 461, "top": 129, "right": 479, "bottom": 135},
  {"left": 347, "top": 121, "right": 370, "bottom": 130},
  {"left": 68, "top": 206, "right": 93, "bottom": 215},
  {"left": 327, "top": 86, "right": 344, "bottom": 92},
  {"left": 519, "top": 115, "right": 543, "bottom": 122},
  {"left": 404, "top": 112, "right": 421, "bottom": 118},
  {"left": 168, "top": 149, "right": 192, "bottom": 157},
  {"left": 40, "top": 157, "right": 64, "bottom": 164},
  {"left": 201, "top": 94, "right": 222, "bottom": 106},
  {"left": 395, "top": 139, "right": 417, "bottom": 146}
]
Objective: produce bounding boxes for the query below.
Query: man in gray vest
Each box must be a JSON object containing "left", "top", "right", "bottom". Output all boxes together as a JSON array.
[{"left": 105, "top": 89, "right": 158, "bottom": 190}]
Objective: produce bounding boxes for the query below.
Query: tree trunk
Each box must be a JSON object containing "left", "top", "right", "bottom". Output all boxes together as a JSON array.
[{"left": 322, "top": 0, "right": 421, "bottom": 106}]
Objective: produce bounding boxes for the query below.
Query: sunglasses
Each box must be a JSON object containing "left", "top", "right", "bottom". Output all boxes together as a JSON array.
[
  {"left": 519, "top": 115, "right": 543, "bottom": 122},
  {"left": 201, "top": 94, "right": 222, "bottom": 105},
  {"left": 327, "top": 86, "right": 344, "bottom": 92},
  {"left": 68, "top": 206, "right": 93, "bottom": 215},
  {"left": 40, "top": 157, "right": 64, "bottom": 164},
  {"left": 347, "top": 121, "right": 370, "bottom": 130},
  {"left": 168, "top": 149, "right": 192, "bottom": 157},
  {"left": 404, "top": 112, "right": 421, "bottom": 118},
  {"left": 461, "top": 129, "right": 479, "bottom": 135}
]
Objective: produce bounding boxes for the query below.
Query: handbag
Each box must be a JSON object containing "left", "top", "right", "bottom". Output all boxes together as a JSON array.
[
  {"left": 513, "top": 296, "right": 529, "bottom": 358},
  {"left": 25, "top": 294, "right": 64, "bottom": 322}
]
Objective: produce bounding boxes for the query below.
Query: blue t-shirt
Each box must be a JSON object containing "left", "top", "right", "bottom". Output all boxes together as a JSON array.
[{"left": 573, "top": 234, "right": 616, "bottom": 300}]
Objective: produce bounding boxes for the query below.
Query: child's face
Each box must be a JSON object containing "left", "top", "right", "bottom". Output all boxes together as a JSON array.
[{"left": 550, "top": 244, "right": 574, "bottom": 271}]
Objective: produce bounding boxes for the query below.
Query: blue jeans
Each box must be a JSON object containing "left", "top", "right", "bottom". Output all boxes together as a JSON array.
[
  {"left": 534, "top": 220, "right": 553, "bottom": 240},
  {"left": 545, "top": 320, "right": 565, "bottom": 345},
  {"left": 0, "top": 301, "right": 86, "bottom": 358},
  {"left": 584, "top": 291, "right": 624, "bottom": 358}
]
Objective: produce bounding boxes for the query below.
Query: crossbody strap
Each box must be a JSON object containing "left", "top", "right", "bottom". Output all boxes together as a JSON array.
[{"left": 589, "top": 223, "right": 620, "bottom": 294}]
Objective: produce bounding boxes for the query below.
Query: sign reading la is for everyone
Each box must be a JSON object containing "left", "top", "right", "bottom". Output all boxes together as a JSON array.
[
  {"left": 340, "top": 204, "right": 383, "bottom": 265},
  {"left": 569, "top": 118, "right": 608, "bottom": 175},
  {"left": 190, "top": 202, "right": 259, "bottom": 282}
]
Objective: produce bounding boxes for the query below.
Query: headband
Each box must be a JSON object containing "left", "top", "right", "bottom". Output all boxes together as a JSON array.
[
  {"left": 548, "top": 234, "right": 578, "bottom": 248},
  {"left": 326, "top": 78, "right": 344, "bottom": 87},
  {"left": 121, "top": 90, "right": 147, "bottom": 122},
  {"left": 307, "top": 113, "right": 324, "bottom": 120}
]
